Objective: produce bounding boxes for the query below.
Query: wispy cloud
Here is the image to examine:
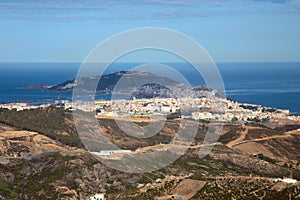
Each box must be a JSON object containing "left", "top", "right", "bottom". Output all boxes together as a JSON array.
[{"left": 0, "top": 0, "right": 299, "bottom": 21}]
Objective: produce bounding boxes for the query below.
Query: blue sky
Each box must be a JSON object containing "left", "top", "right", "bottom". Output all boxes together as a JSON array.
[{"left": 0, "top": 0, "right": 299, "bottom": 62}]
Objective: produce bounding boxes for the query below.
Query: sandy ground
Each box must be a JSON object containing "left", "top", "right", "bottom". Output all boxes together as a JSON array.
[{"left": 156, "top": 179, "right": 206, "bottom": 200}]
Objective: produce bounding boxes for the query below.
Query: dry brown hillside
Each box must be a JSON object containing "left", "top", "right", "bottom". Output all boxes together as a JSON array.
[{"left": 1, "top": 109, "right": 300, "bottom": 199}]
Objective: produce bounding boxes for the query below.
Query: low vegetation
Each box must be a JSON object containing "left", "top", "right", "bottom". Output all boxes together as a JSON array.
[
  {"left": 254, "top": 153, "right": 277, "bottom": 164},
  {"left": 0, "top": 107, "right": 82, "bottom": 147}
]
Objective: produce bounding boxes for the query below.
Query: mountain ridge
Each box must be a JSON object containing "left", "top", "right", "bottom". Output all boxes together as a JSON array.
[{"left": 26, "top": 70, "right": 223, "bottom": 99}]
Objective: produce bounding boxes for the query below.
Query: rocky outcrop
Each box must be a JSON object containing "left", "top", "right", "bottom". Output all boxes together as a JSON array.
[{"left": 0, "top": 129, "right": 65, "bottom": 157}]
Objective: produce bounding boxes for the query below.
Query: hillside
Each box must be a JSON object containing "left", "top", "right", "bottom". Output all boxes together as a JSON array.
[
  {"left": 1, "top": 107, "right": 300, "bottom": 199},
  {"left": 0, "top": 107, "right": 82, "bottom": 148},
  {"left": 0, "top": 128, "right": 66, "bottom": 157},
  {"left": 45, "top": 71, "right": 179, "bottom": 94}
]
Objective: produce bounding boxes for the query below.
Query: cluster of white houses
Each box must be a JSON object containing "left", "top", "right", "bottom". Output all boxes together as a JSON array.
[
  {"left": 1, "top": 97, "right": 298, "bottom": 123},
  {"left": 91, "top": 97, "right": 292, "bottom": 122},
  {"left": 0, "top": 103, "right": 50, "bottom": 111}
]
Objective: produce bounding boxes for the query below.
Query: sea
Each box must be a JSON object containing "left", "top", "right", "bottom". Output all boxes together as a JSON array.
[{"left": 0, "top": 62, "right": 299, "bottom": 114}]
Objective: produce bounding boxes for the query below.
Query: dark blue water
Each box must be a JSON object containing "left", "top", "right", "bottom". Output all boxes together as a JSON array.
[
  {"left": 0, "top": 62, "right": 299, "bottom": 113},
  {"left": 0, "top": 62, "right": 78, "bottom": 103},
  {"left": 218, "top": 62, "right": 300, "bottom": 113}
]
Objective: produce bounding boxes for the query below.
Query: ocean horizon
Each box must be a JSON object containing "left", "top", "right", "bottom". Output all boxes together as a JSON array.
[{"left": 0, "top": 62, "right": 299, "bottom": 114}]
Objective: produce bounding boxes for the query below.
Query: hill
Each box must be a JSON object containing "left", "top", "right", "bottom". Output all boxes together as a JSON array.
[
  {"left": 1, "top": 107, "right": 300, "bottom": 199},
  {"left": 41, "top": 70, "right": 222, "bottom": 99}
]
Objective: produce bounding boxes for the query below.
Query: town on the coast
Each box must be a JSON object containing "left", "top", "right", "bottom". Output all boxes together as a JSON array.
[{"left": 1, "top": 95, "right": 299, "bottom": 123}]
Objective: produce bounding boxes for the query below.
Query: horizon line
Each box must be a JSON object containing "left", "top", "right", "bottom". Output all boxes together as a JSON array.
[{"left": 0, "top": 60, "right": 300, "bottom": 64}]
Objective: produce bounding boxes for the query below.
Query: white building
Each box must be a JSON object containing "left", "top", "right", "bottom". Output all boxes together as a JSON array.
[
  {"left": 90, "top": 194, "right": 104, "bottom": 200},
  {"left": 161, "top": 105, "right": 171, "bottom": 113},
  {"left": 273, "top": 178, "right": 297, "bottom": 184},
  {"left": 91, "top": 150, "right": 132, "bottom": 156}
]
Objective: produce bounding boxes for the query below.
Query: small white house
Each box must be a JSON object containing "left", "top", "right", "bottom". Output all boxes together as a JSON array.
[
  {"left": 273, "top": 178, "right": 297, "bottom": 184},
  {"left": 91, "top": 150, "right": 132, "bottom": 156},
  {"left": 171, "top": 195, "right": 183, "bottom": 199},
  {"left": 90, "top": 194, "right": 104, "bottom": 200},
  {"left": 161, "top": 105, "right": 171, "bottom": 113}
]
